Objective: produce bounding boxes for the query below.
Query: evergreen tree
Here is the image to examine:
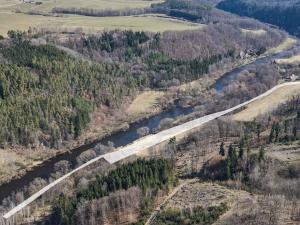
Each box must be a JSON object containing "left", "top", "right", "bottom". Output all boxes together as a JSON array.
[
  {"left": 293, "top": 126, "right": 297, "bottom": 139},
  {"left": 275, "top": 122, "right": 281, "bottom": 142},
  {"left": 219, "top": 142, "right": 225, "bottom": 156},
  {"left": 256, "top": 123, "right": 261, "bottom": 141},
  {"left": 226, "top": 144, "right": 238, "bottom": 179},
  {"left": 238, "top": 139, "right": 244, "bottom": 159},
  {"left": 225, "top": 157, "right": 231, "bottom": 180},
  {"left": 269, "top": 122, "right": 275, "bottom": 143},
  {"left": 258, "top": 146, "right": 265, "bottom": 162}
]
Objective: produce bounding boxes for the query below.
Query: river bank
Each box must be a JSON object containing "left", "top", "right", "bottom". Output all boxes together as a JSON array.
[
  {"left": 0, "top": 53, "right": 258, "bottom": 188},
  {"left": 0, "top": 37, "right": 298, "bottom": 204}
]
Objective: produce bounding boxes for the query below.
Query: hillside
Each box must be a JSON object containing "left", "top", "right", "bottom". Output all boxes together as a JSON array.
[
  {"left": 217, "top": 0, "right": 300, "bottom": 37},
  {"left": 0, "top": 1, "right": 299, "bottom": 225}
]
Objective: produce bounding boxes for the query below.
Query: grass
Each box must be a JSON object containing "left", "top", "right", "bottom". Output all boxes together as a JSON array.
[
  {"left": 127, "top": 91, "right": 165, "bottom": 116},
  {"left": 0, "top": 12, "right": 202, "bottom": 35},
  {"left": 265, "top": 144, "right": 300, "bottom": 164},
  {"left": 1, "top": 0, "right": 164, "bottom": 13},
  {"left": 0, "top": 0, "right": 20, "bottom": 9},
  {"left": 265, "top": 37, "right": 298, "bottom": 55},
  {"left": 276, "top": 54, "right": 300, "bottom": 65},
  {"left": 241, "top": 28, "right": 266, "bottom": 36},
  {"left": 233, "top": 84, "right": 300, "bottom": 121}
]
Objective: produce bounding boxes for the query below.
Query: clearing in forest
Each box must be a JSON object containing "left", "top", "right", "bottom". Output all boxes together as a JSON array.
[
  {"left": 241, "top": 28, "right": 266, "bottom": 36},
  {"left": 127, "top": 91, "right": 165, "bottom": 117}
]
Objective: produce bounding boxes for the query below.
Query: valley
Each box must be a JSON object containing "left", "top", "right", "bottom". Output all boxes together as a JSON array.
[{"left": 0, "top": 0, "right": 300, "bottom": 225}]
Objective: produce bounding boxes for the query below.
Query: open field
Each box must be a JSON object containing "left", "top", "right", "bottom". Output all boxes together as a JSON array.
[
  {"left": 233, "top": 83, "right": 300, "bottom": 121},
  {"left": 0, "top": 0, "right": 164, "bottom": 13},
  {"left": 241, "top": 28, "right": 266, "bottom": 36},
  {"left": 127, "top": 91, "right": 165, "bottom": 117},
  {"left": 0, "top": 12, "right": 202, "bottom": 35},
  {"left": 265, "top": 37, "right": 298, "bottom": 55},
  {"left": 276, "top": 54, "right": 300, "bottom": 65}
]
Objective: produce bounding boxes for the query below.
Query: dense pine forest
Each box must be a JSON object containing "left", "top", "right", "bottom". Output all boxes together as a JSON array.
[{"left": 217, "top": 0, "right": 300, "bottom": 37}]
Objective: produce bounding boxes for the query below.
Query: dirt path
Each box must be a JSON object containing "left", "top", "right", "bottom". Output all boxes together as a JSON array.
[{"left": 145, "top": 179, "right": 198, "bottom": 225}]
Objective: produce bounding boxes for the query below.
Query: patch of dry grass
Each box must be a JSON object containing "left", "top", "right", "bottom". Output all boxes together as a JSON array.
[
  {"left": 265, "top": 144, "right": 300, "bottom": 164},
  {"left": 266, "top": 37, "right": 298, "bottom": 55},
  {"left": 276, "top": 54, "right": 300, "bottom": 65},
  {"left": 233, "top": 84, "right": 300, "bottom": 121},
  {"left": 241, "top": 28, "right": 266, "bottom": 36},
  {"left": 127, "top": 91, "right": 165, "bottom": 116}
]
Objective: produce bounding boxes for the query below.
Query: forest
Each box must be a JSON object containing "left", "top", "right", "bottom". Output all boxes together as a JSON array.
[
  {"left": 0, "top": 22, "right": 284, "bottom": 149},
  {"left": 217, "top": 0, "right": 300, "bottom": 37},
  {"left": 0, "top": 31, "right": 141, "bottom": 148},
  {"left": 52, "top": 159, "right": 176, "bottom": 225}
]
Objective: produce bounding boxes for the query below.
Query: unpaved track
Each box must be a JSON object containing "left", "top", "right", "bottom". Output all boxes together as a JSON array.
[
  {"left": 3, "top": 81, "right": 300, "bottom": 220},
  {"left": 145, "top": 179, "right": 197, "bottom": 225}
]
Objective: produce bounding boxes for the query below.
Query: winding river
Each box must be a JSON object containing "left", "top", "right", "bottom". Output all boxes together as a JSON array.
[{"left": 0, "top": 45, "right": 298, "bottom": 204}]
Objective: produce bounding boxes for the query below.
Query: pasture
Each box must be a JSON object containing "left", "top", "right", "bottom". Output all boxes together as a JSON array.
[
  {"left": 0, "top": 12, "right": 201, "bottom": 36},
  {"left": 0, "top": 0, "right": 164, "bottom": 12}
]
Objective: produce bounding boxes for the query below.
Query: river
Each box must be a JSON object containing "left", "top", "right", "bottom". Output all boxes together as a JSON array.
[{"left": 0, "top": 45, "right": 298, "bottom": 203}]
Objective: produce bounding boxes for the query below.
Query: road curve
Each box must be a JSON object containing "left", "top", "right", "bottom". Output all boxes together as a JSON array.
[{"left": 3, "top": 81, "right": 300, "bottom": 220}]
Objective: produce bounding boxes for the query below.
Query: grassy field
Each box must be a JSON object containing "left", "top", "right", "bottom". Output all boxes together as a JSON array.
[
  {"left": 0, "top": 0, "right": 203, "bottom": 35},
  {"left": 1, "top": 0, "right": 164, "bottom": 13},
  {"left": 241, "top": 28, "right": 266, "bottom": 36},
  {"left": 233, "top": 84, "right": 300, "bottom": 121},
  {"left": 265, "top": 37, "right": 298, "bottom": 55},
  {"left": 0, "top": 12, "right": 202, "bottom": 35},
  {"left": 276, "top": 54, "right": 300, "bottom": 65},
  {"left": 127, "top": 91, "right": 165, "bottom": 116}
]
